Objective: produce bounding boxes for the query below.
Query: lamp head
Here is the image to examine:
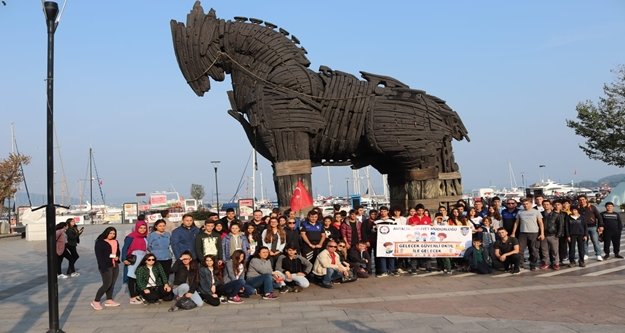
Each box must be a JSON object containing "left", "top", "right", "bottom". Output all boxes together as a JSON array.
[{"left": 44, "top": 1, "right": 59, "bottom": 24}]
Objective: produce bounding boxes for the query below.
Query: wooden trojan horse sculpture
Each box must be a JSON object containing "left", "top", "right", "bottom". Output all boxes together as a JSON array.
[{"left": 171, "top": 2, "right": 470, "bottom": 211}]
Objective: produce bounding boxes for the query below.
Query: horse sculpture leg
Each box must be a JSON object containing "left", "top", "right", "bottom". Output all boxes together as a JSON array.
[
  {"left": 389, "top": 168, "right": 463, "bottom": 211},
  {"left": 270, "top": 131, "right": 313, "bottom": 212}
]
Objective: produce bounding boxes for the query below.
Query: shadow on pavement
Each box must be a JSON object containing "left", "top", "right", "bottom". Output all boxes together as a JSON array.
[{"left": 331, "top": 319, "right": 386, "bottom": 333}]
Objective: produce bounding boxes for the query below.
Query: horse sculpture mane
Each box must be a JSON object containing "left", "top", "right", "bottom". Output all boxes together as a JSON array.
[{"left": 171, "top": 1, "right": 470, "bottom": 211}]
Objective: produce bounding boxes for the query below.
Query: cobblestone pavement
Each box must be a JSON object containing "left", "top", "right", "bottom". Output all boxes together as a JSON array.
[{"left": 1, "top": 224, "right": 624, "bottom": 333}]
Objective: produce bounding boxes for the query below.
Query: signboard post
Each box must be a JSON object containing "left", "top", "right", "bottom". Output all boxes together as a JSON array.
[
  {"left": 122, "top": 202, "right": 139, "bottom": 225},
  {"left": 238, "top": 198, "right": 254, "bottom": 221}
]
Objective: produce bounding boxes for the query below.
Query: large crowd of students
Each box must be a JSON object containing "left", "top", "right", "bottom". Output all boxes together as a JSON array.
[{"left": 61, "top": 193, "right": 621, "bottom": 310}]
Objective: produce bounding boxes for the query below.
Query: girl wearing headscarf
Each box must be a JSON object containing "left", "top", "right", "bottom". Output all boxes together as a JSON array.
[{"left": 122, "top": 220, "right": 149, "bottom": 304}]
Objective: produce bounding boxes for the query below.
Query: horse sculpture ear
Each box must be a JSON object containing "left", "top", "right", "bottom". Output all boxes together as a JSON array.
[{"left": 208, "top": 8, "right": 217, "bottom": 18}]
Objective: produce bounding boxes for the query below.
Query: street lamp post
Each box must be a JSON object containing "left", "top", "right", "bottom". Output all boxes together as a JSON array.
[
  {"left": 539, "top": 164, "right": 546, "bottom": 182},
  {"left": 211, "top": 161, "right": 220, "bottom": 217},
  {"left": 346, "top": 178, "right": 349, "bottom": 199},
  {"left": 43, "top": 2, "right": 65, "bottom": 332}
]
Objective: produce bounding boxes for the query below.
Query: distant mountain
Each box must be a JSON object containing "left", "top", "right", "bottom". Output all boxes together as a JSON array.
[{"left": 577, "top": 174, "right": 625, "bottom": 189}]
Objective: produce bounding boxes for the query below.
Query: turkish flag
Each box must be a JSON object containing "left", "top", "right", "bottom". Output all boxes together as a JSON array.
[{"left": 289, "top": 179, "right": 313, "bottom": 212}]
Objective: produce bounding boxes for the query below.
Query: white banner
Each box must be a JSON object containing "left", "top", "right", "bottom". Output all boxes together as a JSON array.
[{"left": 376, "top": 225, "right": 473, "bottom": 258}]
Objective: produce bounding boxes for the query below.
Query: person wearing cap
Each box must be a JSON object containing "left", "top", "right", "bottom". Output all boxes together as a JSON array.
[{"left": 600, "top": 202, "right": 623, "bottom": 260}]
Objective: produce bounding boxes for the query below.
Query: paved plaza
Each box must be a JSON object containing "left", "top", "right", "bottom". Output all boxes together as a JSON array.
[{"left": 1, "top": 224, "right": 624, "bottom": 333}]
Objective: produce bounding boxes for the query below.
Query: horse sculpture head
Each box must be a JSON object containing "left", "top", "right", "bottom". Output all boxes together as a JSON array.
[{"left": 170, "top": 1, "right": 225, "bottom": 96}]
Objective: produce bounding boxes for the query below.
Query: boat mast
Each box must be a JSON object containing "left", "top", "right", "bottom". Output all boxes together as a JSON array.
[
  {"left": 53, "top": 125, "right": 70, "bottom": 206},
  {"left": 365, "top": 166, "right": 375, "bottom": 196},
  {"left": 11, "top": 124, "right": 32, "bottom": 207},
  {"left": 326, "top": 166, "right": 333, "bottom": 197},
  {"left": 89, "top": 147, "right": 93, "bottom": 224},
  {"left": 252, "top": 148, "right": 256, "bottom": 209},
  {"left": 508, "top": 161, "right": 519, "bottom": 188}
]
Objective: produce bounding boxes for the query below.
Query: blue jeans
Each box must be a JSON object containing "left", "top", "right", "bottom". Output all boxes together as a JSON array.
[
  {"left": 377, "top": 257, "right": 396, "bottom": 274},
  {"left": 323, "top": 268, "right": 342, "bottom": 284},
  {"left": 245, "top": 274, "right": 275, "bottom": 294},
  {"left": 585, "top": 226, "right": 602, "bottom": 257}
]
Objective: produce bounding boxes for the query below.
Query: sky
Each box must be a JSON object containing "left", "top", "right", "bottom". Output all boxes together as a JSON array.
[{"left": 1, "top": 0, "right": 625, "bottom": 206}]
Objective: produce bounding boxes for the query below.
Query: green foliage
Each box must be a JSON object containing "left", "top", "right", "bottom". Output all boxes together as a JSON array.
[
  {"left": 190, "top": 184, "right": 205, "bottom": 201},
  {"left": 190, "top": 210, "right": 211, "bottom": 221},
  {"left": 566, "top": 65, "right": 625, "bottom": 167},
  {"left": 0, "top": 153, "right": 31, "bottom": 213}
]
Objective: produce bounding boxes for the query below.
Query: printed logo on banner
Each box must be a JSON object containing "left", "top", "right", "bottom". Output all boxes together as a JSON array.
[
  {"left": 379, "top": 226, "right": 390, "bottom": 234},
  {"left": 460, "top": 227, "right": 470, "bottom": 236}
]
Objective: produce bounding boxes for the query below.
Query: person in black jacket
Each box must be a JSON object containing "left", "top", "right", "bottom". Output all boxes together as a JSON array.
[
  {"left": 566, "top": 207, "right": 588, "bottom": 267},
  {"left": 541, "top": 200, "right": 565, "bottom": 270},
  {"left": 171, "top": 250, "right": 204, "bottom": 307},
  {"left": 348, "top": 241, "right": 371, "bottom": 277},
  {"left": 275, "top": 245, "right": 313, "bottom": 292},
  {"left": 91, "top": 227, "right": 121, "bottom": 310},
  {"left": 600, "top": 202, "right": 623, "bottom": 259},
  {"left": 65, "top": 218, "right": 84, "bottom": 277}
]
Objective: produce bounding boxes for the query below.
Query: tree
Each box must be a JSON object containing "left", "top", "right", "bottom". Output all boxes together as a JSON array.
[
  {"left": 190, "top": 184, "right": 205, "bottom": 202},
  {"left": 566, "top": 65, "right": 625, "bottom": 167},
  {"left": 0, "top": 153, "right": 31, "bottom": 213}
]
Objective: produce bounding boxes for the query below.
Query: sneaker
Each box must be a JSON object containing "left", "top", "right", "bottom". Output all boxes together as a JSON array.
[
  {"left": 227, "top": 295, "right": 244, "bottom": 304},
  {"left": 320, "top": 282, "right": 333, "bottom": 289},
  {"left": 262, "top": 293, "right": 278, "bottom": 300},
  {"left": 57, "top": 274, "right": 68, "bottom": 279},
  {"left": 584, "top": 255, "right": 589, "bottom": 261},
  {"left": 219, "top": 296, "right": 228, "bottom": 304},
  {"left": 615, "top": 255, "right": 624, "bottom": 259},
  {"left": 552, "top": 264, "right": 560, "bottom": 271},
  {"left": 103, "top": 300, "right": 120, "bottom": 307},
  {"left": 410, "top": 270, "right": 419, "bottom": 275},
  {"left": 597, "top": 255, "right": 603, "bottom": 261},
  {"left": 279, "top": 285, "right": 290, "bottom": 294},
  {"left": 445, "top": 270, "right": 453, "bottom": 275},
  {"left": 530, "top": 266, "right": 536, "bottom": 271},
  {"left": 568, "top": 261, "right": 576, "bottom": 268},
  {"left": 603, "top": 255, "right": 610, "bottom": 260},
  {"left": 579, "top": 262, "right": 586, "bottom": 267},
  {"left": 397, "top": 268, "right": 407, "bottom": 274},
  {"left": 90, "top": 301, "right": 103, "bottom": 311},
  {"left": 292, "top": 286, "right": 303, "bottom": 293},
  {"left": 129, "top": 298, "right": 143, "bottom": 305},
  {"left": 376, "top": 273, "right": 389, "bottom": 278},
  {"left": 539, "top": 263, "right": 549, "bottom": 270},
  {"left": 511, "top": 268, "right": 520, "bottom": 274},
  {"left": 70, "top": 272, "right": 80, "bottom": 277},
  {"left": 391, "top": 271, "right": 400, "bottom": 277}
]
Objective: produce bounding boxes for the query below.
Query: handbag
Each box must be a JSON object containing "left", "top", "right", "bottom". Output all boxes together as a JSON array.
[
  {"left": 125, "top": 254, "right": 136, "bottom": 266},
  {"left": 175, "top": 296, "right": 197, "bottom": 310}
]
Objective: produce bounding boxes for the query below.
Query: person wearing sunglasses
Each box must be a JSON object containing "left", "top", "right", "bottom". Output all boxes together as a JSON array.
[
  {"left": 312, "top": 241, "right": 350, "bottom": 289},
  {"left": 284, "top": 218, "right": 302, "bottom": 254},
  {"left": 135, "top": 253, "right": 173, "bottom": 304}
]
